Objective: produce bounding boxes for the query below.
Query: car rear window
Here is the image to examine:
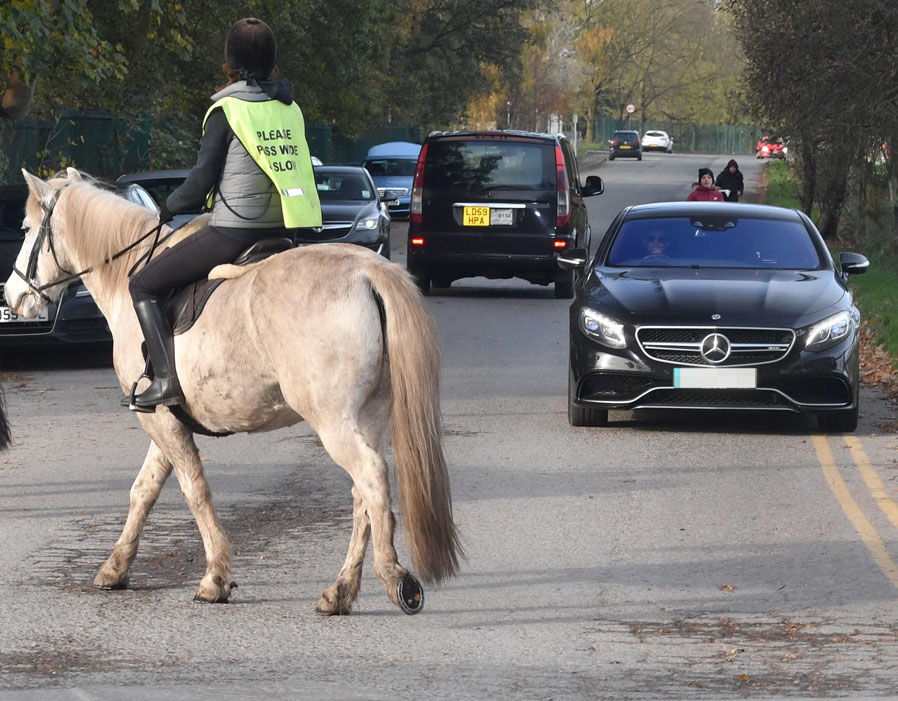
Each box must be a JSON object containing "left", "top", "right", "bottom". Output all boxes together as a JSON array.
[
  {"left": 644, "top": 131, "right": 664, "bottom": 137},
  {"left": 606, "top": 216, "right": 823, "bottom": 269},
  {"left": 613, "top": 132, "right": 639, "bottom": 144},
  {"left": 315, "top": 172, "right": 375, "bottom": 201},
  {"left": 424, "top": 140, "right": 554, "bottom": 190},
  {"left": 363, "top": 158, "right": 417, "bottom": 177}
]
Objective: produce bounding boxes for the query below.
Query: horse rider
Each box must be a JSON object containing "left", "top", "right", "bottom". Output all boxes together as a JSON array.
[{"left": 126, "top": 17, "right": 322, "bottom": 411}]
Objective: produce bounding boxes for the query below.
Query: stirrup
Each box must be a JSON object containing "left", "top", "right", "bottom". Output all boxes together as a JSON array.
[{"left": 122, "top": 354, "right": 156, "bottom": 413}]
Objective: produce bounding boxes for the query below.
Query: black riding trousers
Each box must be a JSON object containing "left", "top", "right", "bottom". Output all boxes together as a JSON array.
[{"left": 128, "top": 225, "right": 270, "bottom": 303}]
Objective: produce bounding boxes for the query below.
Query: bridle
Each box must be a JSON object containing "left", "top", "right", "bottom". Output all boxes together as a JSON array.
[{"left": 12, "top": 181, "right": 171, "bottom": 305}]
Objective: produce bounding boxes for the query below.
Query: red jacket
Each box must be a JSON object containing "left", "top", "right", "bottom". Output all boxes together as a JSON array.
[{"left": 687, "top": 186, "right": 724, "bottom": 202}]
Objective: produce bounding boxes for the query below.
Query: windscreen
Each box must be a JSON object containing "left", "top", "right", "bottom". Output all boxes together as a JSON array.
[
  {"left": 315, "top": 172, "right": 375, "bottom": 201},
  {"left": 606, "top": 215, "right": 823, "bottom": 269},
  {"left": 363, "top": 158, "right": 417, "bottom": 177},
  {"left": 424, "top": 140, "right": 554, "bottom": 190}
]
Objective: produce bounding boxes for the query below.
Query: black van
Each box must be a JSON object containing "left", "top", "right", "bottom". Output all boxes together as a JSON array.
[{"left": 407, "top": 130, "right": 603, "bottom": 298}]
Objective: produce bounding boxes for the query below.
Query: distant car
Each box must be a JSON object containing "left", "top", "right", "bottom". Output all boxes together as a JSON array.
[
  {"left": 559, "top": 201, "right": 868, "bottom": 432},
  {"left": 309, "top": 165, "right": 392, "bottom": 259},
  {"left": 407, "top": 129, "right": 603, "bottom": 297},
  {"left": 756, "top": 136, "right": 786, "bottom": 159},
  {"left": 641, "top": 130, "right": 673, "bottom": 153},
  {"left": 608, "top": 130, "right": 642, "bottom": 160},
  {"left": 362, "top": 142, "right": 421, "bottom": 218},
  {"left": 0, "top": 183, "right": 111, "bottom": 348}
]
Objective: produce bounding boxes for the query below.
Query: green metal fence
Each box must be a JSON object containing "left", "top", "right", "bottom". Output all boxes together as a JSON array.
[
  {"left": 1, "top": 113, "right": 422, "bottom": 183},
  {"left": 593, "top": 116, "right": 763, "bottom": 155}
]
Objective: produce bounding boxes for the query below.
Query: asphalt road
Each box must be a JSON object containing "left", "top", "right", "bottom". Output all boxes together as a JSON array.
[{"left": 2, "top": 151, "right": 898, "bottom": 699}]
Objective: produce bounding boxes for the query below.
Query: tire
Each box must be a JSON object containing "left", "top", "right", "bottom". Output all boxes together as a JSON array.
[
  {"left": 609, "top": 154, "right": 615, "bottom": 161},
  {"left": 554, "top": 276, "right": 574, "bottom": 299},
  {"left": 414, "top": 276, "right": 431, "bottom": 296},
  {"left": 568, "top": 370, "right": 609, "bottom": 427},
  {"left": 817, "top": 406, "right": 859, "bottom": 433},
  {"left": 637, "top": 154, "right": 642, "bottom": 161},
  {"left": 431, "top": 277, "right": 452, "bottom": 289}
]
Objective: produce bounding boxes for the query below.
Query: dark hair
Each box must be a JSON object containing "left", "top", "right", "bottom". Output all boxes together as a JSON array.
[
  {"left": 698, "top": 167, "right": 714, "bottom": 181},
  {"left": 225, "top": 17, "right": 276, "bottom": 81}
]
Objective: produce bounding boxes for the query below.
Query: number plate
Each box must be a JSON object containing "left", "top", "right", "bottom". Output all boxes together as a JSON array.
[
  {"left": 0, "top": 305, "right": 49, "bottom": 323},
  {"left": 673, "top": 367, "right": 756, "bottom": 389},
  {"left": 463, "top": 206, "right": 490, "bottom": 227},
  {"left": 462, "top": 206, "right": 514, "bottom": 227}
]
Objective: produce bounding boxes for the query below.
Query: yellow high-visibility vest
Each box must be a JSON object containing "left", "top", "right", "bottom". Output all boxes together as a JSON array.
[{"left": 204, "top": 96, "right": 322, "bottom": 228}]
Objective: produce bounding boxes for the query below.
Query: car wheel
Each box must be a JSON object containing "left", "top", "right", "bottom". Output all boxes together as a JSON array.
[
  {"left": 609, "top": 154, "right": 614, "bottom": 161},
  {"left": 568, "top": 372, "right": 608, "bottom": 427},
  {"left": 554, "top": 274, "right": 574, "bottom": 299},
  {"left": 432, "top": 277, "right": 452, "bottom": 289},
  {"left": 414, "top": 276, "right": 431, "bottom": 296},
  {"left": 637, "top": 154, "right": 642, "bottom": 161},
  {"left": 817, "top": 406, "right": 859, "bottom": 433}
]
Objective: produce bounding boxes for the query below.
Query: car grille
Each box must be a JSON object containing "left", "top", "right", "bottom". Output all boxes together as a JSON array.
[
  {"left": 636, "top": 326, "right": 794, "bottom": 367},
  {"left": 297, "top": 224, "right": 352, "bottom": 241}
]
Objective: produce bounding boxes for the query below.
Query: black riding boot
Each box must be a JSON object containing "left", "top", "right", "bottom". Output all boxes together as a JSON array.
[{"left": 131, "top": 299, "right": 184, "bottom": 410}]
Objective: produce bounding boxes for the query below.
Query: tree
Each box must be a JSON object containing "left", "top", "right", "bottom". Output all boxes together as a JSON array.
[{"left": 728, "top": 0, "right": 898, "bottom": 239}]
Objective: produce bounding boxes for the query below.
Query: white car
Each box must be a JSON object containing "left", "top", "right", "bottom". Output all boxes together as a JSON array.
[{"left": 641, "top": 130, "right": 673, "bottom": 153}]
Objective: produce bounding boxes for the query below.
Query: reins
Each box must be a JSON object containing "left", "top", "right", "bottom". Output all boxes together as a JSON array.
[{"left": 14, "top": 181, "right": 177, "bottom": 302}]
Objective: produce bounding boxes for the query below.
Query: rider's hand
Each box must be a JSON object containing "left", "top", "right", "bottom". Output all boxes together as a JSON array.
[{"left": 158, "top": 202, "right": 174, "bottom": 225}]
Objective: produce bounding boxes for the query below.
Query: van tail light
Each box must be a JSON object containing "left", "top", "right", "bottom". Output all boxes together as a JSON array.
[
  {"left": 555, "top": 144, "right": 570, "bottom": 228},
  {"left": 410, "top": 143, "right": 428, "bottom": 224}
]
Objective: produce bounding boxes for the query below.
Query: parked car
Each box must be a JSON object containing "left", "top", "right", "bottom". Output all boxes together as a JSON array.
[
  {"left": 117, "top": 169, "right": 199, "bottom": 228},
  {"left": 608, "top": 130, "right": 642, "bottom": 160},
  {"left": 309, "top": 165, "right": 392, "bottom": 258},
  {"left": 559, "top": 201, "right": 868, "bottom": 432},
  {"left": 362, "top": 141, "right": 421, "bottom": 218},
  {"left": 407, "top": 129, "right": 603, "bottom": 297},
  {"left": 119, "top": 166, "right": 392, "bottom": 258},
  {"left": 641, "top": 130, "right": 673, "bottom": 153},
  {"left": 0, "top": 183, "right": 111, "bottom": 348}
]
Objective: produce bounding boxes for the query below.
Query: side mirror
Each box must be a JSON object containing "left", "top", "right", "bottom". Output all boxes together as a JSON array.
[
  {"left": 380, "top": 189, "right": 401, "bottom": 207},
  {"left": 583, "top": 175, "right": 604, "bottom": 197},
  {"left": 557, "top": 247, "right": 589, "bottom": 271},
  {"left": 839, "top": 251, "right": 869, "bottom": 276}
]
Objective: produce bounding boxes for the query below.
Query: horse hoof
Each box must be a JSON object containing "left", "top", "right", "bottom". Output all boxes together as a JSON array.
[
  {"left": 397, "top": 573, "right": 424, "bottom": 615},
  {"left": 94, "top": 574, "right": 129, "bottom": 590}
]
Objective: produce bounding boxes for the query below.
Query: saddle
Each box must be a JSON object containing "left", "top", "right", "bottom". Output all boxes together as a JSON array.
[{"left": 165, "top": 236, "right": 294, "bottom": 335}]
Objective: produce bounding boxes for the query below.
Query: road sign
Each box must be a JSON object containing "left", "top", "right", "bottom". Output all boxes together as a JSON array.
[{"left": 625, "top": 104, "right": 635, "bottom": 114}]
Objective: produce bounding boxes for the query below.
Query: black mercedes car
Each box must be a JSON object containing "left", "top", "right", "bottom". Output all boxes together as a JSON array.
[{"left": 558, "top": 202, "right": 869, "bottom": 432}]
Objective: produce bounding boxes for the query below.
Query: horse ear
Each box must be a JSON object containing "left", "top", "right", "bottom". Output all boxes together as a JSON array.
[
  {"left": 65, "top": 167, "right": 82, "bottom": 180},
  {"left": 21, "top": 169, "right": 50, "bottom": 200}
]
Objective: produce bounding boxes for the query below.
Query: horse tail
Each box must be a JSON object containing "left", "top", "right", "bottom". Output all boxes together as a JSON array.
[
  {"left": 0, "top": 385, "right": 10, "bottom": 450},
  {"left": 366, "top": 261, "right": 462, "bottom": 584}
]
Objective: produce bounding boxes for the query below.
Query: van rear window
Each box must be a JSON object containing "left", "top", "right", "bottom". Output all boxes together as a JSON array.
[
  {"left": 363, "top": 158, "right": 417, "bottom": 177},
  {"left": 424, "top": 141, "right": 554, "bottom": 190}
]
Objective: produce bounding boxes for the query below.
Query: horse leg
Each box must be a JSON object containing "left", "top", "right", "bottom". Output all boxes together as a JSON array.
[
  {"left": 316, "top": 485, "right": 370, "bottom": 615},
  {"left": 316, "top": 423, "right": 412, "bottom": 612},
  {"left": 94, "top": 441, "right": 172, "bottom": 589},
  {"left": 166, "top": 448, "right": 234, "bottom": 603}
]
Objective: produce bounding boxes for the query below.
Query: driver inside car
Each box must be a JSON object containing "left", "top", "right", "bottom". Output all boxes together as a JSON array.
[{"left": 643, "top": 229, "right": 669, "bottom": 257}]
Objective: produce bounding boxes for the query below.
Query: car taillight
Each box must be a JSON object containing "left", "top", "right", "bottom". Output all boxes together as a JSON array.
[
  {"left": 554, "top": 240, "right": 567, "bottom": 249},
  {"left": 410, "top": 237, "right": 425, "bottom": 246},
  {"left": 609, "top": 140, "right": 617, "bottom": 146},
  {"left": 555, "top": 144, "right": 570, "bottom": 228},
  {"left": 410, "top": 143, "right": 428, "bottom": 224}
]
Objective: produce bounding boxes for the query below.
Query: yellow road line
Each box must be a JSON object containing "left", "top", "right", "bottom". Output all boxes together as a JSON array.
[
  {"left": 812, "top": 435, "right": 898, "bottom": 589},
  {"left": 845, "top": 435, "right": 898, "bottom": 530}
]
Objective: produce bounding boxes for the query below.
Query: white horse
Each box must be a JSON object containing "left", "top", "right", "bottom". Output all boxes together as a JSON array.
[{"left": 4, "top": 168, "right": 461, "bottom": 614}]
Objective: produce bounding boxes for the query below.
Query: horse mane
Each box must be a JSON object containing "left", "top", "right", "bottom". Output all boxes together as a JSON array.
[{"left": 57, "top": 173, "right": 163, "bottom": 274}]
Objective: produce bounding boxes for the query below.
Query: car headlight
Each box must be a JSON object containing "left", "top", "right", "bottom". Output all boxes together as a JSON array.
[
  {"left": 579, "top": 308, "right": 626, "bottom": 349},
  {"left": 356, "top": 217, "right": 378, "bottom": 231},
  {"left": 805, "top": 310, "right": 851, "bottom": 351}
]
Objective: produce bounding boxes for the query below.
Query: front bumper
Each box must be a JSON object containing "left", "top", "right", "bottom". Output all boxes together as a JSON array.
[{"left": 569, "top": 331, "right": 859, "bottom": 417}]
